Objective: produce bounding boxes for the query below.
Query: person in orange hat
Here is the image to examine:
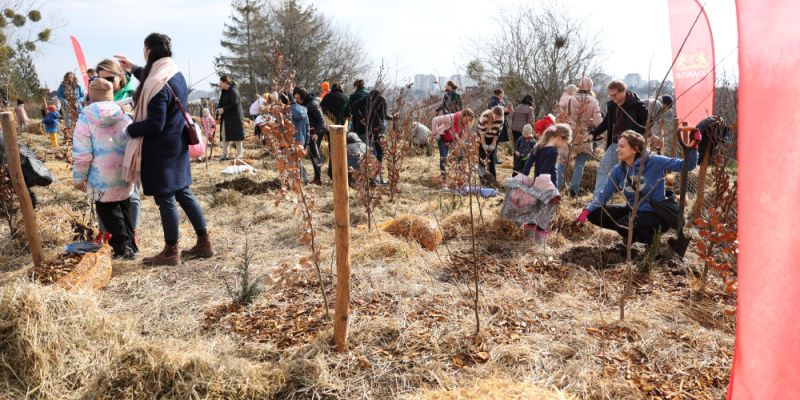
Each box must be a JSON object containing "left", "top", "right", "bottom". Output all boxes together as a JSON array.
[{"left": 320, "top": 81, "right": 330, "bottom": 100}]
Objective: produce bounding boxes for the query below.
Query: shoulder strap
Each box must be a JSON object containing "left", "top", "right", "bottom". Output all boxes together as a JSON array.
[{"left": 165, "top": 83, "right": 193, "bottom": 126}]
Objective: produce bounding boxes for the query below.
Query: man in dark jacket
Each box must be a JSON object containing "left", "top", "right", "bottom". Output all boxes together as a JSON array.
[
  {"left": 320, "top": 82, "right": 348, "bottom": 125},
  {"left": 345, "top": 79, "right": 369, "bottom": 139},
  {"left": 591, "top": 80, "right": 648, "bottom": 197},
  {"left": 217, "top": 76, "right": 246, "bottom": 160}
]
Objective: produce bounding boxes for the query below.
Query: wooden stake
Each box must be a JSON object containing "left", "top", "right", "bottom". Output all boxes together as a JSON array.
[
  {"left": 690, "top": 147, "right": 712, "bottom": 222},
  {"left": 330, "top": 125, "right": 351, "bottom": 352},
  {"left": 670, "top": 118, "right": 679, "bottom": 158},
  {"left": 1, "top": 112, "right": 44, "bottom": 267}
]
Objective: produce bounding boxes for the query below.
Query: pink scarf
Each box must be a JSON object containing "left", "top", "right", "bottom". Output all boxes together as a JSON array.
[{"left": 123, "top": 57, "right": 180, "bottom": 185}]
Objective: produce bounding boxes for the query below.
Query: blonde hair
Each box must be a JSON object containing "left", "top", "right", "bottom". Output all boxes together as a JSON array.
[
  {"left": 459, "top": 108, "right": 476, "bottom": 128},
  {"left": 95, "top": 59, "right": 128, "bottom": 90},
  {"left": 534, "top": 123, "right": 572, "bottom": 152},
  {"left": 565, "top": 84, "right": 578, "bottom": 95},
  {"left": 522, "top": 123, "right": 533, "bottom": 136}
]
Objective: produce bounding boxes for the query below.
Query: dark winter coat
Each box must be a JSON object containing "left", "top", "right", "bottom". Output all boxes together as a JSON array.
[
  {"left": 436, "top": 91, "right": 463, "bottom": 115},
  {"left": 302, "top": 97, "right": 328, "bottom": 139},
  {"left": 365, "top": 90, "right": 392, "bottom": 136},
  {"left": 345, "top": 88, "right": 370, "bottom": 134},
  {"left": 126, "top": 67, "right": 191, "bottom": 196},
  {"left": 319, "top": 87, "right": 348, "bottom": 125},
  {"left": 217, "top": 83, "right": 245, "bottom": 142},
  {"left": 591, "top": 91, "right": 648, "bottom": 149}
]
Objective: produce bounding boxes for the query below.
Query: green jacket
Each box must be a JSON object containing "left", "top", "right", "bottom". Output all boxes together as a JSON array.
[{"left": 114, "top": 73, "right": 136, "bottom": 101}]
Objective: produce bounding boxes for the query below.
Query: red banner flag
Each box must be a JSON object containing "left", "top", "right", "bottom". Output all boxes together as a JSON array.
[
  {"left": 729, "top": 2, "right": 800, "bottom": 399},
  {"left": 667, "top": 0, "right": 715, "bottom": 126},
  {"left": 69, "top": 36, "right": 89, "bottom": 92}
]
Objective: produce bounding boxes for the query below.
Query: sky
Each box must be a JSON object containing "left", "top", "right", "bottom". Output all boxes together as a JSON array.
[{"left": 32, "top": 0, "right": 739, "bottom": 92}]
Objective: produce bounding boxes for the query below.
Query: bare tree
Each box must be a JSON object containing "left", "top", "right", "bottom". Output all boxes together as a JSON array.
[
  {"left": 476, "top": 3, "right": 603, "bottom": 114},
  {"left": 263, "top": 0, "right": 369, "bottom": 90}
]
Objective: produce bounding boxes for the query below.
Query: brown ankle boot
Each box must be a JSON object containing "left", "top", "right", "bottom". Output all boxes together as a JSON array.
[
  {"left": 181, "top": 234, "right": 214, "bottom": 259},
  {"left": 143, "top": 244, "right": 180, "bottom": 266}
]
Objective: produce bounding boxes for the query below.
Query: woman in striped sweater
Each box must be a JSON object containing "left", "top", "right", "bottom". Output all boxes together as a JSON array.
[{"left": 477, "top": 106, "right": 505, "bottom": 179}]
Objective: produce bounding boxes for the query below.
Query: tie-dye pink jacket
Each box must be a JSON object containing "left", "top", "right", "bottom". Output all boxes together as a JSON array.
[{"left": 72, "top": 101, "right": 133, "bottom": 202}]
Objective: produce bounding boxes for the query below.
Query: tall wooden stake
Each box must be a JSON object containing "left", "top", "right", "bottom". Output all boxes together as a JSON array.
[
  {"left": 1, "top": 112, "right": 44, "bottom": 267},
  {"left": 330, "top": 125, "right": 352, "bottom": 352},
  {"left": 690, "top": 148, "right": 712, "bottom": 221},
  {"left": 670, "top": 118, "right": 679, "bottom": 158}
]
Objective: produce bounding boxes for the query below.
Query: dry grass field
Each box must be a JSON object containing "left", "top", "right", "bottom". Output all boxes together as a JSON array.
[{"left": 0, "top": 130, "right": 734, "bottom": 399}]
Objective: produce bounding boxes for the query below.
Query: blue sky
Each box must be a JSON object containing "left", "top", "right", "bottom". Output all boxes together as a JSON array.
[{"left": 32, "top": 0, "right": 738, "bottom": 92}]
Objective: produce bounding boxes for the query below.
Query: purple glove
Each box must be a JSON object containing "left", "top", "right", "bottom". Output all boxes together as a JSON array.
[{"left": 576, "top": 209, "right": 590, "bottom": 224}]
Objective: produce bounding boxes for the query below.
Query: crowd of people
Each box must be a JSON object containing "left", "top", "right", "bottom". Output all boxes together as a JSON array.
[{"left": 4, "top": 31, "right": 709, "bottom": 266}]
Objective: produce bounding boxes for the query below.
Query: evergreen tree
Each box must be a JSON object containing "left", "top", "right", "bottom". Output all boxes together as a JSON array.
[
  {"left": 10, "top": 48, "right": 40, "bottom": 100},
  {"left": 215, "top": 0, "right": 270, "bottom": 105},
  {"left": 216, "top": 0, "right": 369, "bottom": 105}
]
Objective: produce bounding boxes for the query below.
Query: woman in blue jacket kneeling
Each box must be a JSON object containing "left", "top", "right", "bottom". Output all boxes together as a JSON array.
[{"left": 575, "top": 129, "right": 700, "bottom": 244}]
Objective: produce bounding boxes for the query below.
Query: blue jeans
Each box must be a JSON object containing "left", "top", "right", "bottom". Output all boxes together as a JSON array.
[
  {"left": 556, "top": 163, "right": 565, "bottom": 190},
  {"left": 438, "top": 137, "right": 449, "bottom": 173},
  {"left": 593, "top": 143, "right": 619, "bottom": 199},
  {"left": 153, "top": 186, "right": 207, "bottom": 244},
  {"left": 569, "top": 153, "right": 590, "bottom": 194}
]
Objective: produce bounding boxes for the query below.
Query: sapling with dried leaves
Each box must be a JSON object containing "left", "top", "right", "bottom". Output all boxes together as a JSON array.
[
  {"left": 693, "top": 148, "right": 737, "bottom": 297},
  {"left": 258, "top": 43, "right": 330, "bottom": 318}
]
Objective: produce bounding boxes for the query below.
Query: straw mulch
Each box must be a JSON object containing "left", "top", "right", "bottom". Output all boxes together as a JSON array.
[
  {"left": 416, "top": 377, "right": 573, "bottom": 400},
  {"left": 381, "top": 214, "right": 443, "bottom": 251},
  {"left": 0, "top": 283, "right": 287, "bottom": 399}
]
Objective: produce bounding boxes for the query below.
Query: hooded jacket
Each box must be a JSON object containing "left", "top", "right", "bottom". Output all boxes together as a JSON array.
[
  {"left": 72, "top": 101, "right": 133, "bottom": 202},
  {"left": 345, "top": 87, "right": 370, "bottom": 134},
  {"left": 587, "top": 149, "right": 699, "bottom": 214},
  {"left": 591, "top": 91, "right": 647, "bottom": 149},
  {"left": 320, "top": 87, "right": 348, "bottom": 125}
]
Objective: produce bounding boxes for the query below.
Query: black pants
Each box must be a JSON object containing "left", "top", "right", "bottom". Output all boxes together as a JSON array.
[
  {"left": 587, "top": 205, "right": 670, "bottom": 244},
  {"left": 308, "top": 137, "right": 323, "bottom": 181},
  {"left": 511, "top": 130, "right": 522, "bottom": 148},
  {"left": 512, "top": 156, "right": 526, "bottom": 177},
  {"left": 478, "top": 145, "right": 497, "bottom": 179},
  {"left": 95, "top": 198, "right": 137, "bottom": 256}
]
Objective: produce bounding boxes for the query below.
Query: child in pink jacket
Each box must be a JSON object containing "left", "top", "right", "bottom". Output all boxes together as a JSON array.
[{"left": 72, "top": 79, "right": 137, "bottom": 259}]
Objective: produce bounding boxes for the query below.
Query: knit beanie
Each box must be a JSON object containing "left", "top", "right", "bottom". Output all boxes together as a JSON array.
[
  {"left": 578, "top": 77, "right": 594, "bottom": 92},
  {"left": 661, "top": 95, "right": 674, "bottom": 107},
  {"left": 374, "top": 82, "right": 386, "bottom": 93},
  {"left": 89, "top": 78, "right": 114, "bottom": 103}
]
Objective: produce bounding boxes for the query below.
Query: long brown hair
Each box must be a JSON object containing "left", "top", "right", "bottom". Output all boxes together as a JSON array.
[
  {"left": 619, "top": 130, "right": 645, "bottom": 166},
  {"left": 458, "top": 108, "right": 476, "bottom": 128}
]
